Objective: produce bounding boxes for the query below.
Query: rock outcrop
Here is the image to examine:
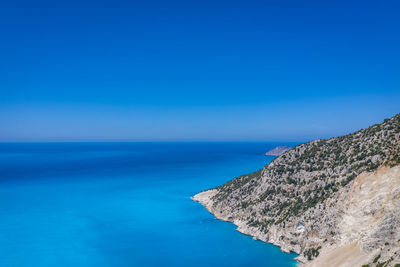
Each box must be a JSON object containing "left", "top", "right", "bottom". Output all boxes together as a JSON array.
[{"left": 193, "top": 113, "right": 400, "bottom": 266}]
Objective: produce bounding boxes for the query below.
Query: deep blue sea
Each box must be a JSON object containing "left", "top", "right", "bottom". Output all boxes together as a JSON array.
[{"left": 0, "top": 142, "right": 298, "bottom": 267}]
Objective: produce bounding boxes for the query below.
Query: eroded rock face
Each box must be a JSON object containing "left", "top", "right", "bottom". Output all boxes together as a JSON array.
[
  {"left": 307, "top": 165, "right": 400, "bottom": 267},
  {"left": 193, "top": 114, "right": 400, "bottom": 266}
]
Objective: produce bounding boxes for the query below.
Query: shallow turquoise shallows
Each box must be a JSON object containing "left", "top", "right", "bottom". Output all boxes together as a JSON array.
[{"left": 0, "top": 142, "right": 298, "bottom": 267}]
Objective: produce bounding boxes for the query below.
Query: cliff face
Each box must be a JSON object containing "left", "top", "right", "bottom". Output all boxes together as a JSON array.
[
  {"left": 307, "top": 165, "right": 400, "bottom": 267},
  {"left": 193, "top": 113, "right": 400, "bottom": 266}
]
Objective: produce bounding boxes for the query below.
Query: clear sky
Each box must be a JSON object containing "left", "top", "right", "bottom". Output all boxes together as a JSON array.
[{"left": 1, "top": 0, "right": 399, "bottom": 142}]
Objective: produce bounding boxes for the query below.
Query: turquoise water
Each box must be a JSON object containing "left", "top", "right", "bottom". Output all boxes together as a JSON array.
[{"left": 0, "top": 142, "right": 298, "bottom": 266}]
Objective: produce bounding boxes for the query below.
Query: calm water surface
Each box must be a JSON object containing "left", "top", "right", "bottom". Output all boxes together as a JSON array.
[{"left": 0, "top": 142, "right": 298, "bottom": 266}]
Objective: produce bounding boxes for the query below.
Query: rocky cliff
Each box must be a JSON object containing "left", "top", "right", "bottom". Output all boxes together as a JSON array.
[{"left": 193, "top": 113, "right": 400, "bottom": 267}]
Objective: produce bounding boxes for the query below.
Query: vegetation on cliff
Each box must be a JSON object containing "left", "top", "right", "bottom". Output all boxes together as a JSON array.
[
  {"left": 207, "top": 113, "right": 400, "bottom": 265},
  {"left": 214, "top": 113, "right": 400, "bottom": 225}
]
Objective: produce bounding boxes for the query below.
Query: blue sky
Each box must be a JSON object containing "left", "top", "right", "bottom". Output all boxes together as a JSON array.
[{"left": 1, "top": 0, "right": 399, "bottom": 141}]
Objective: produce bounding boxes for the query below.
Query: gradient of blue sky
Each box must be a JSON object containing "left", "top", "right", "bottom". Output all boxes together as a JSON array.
[{"left": 1, "top": 0, "right": 399, "bottom": 141}]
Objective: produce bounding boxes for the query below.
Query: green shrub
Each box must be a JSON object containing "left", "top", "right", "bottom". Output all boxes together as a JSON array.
[{"left": 373, "top": 254, "right": 380, "bottom": 263}]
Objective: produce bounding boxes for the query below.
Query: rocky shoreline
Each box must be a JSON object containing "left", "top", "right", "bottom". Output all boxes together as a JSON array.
[
  {"left": 192, "top": 190, "right": 304, "bottom": 264},
  {"left": 193, "top": 165, "right": 400, "bottom": 266}
]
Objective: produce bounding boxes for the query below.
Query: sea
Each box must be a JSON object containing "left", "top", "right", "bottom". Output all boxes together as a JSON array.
[{"left": 0, "top": 142, "right": 299, "bottom": 267}]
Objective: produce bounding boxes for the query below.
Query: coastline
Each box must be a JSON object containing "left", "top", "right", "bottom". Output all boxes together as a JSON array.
[
  {"left": 193, "top": 165, "right": 400, "bottom": 267},
  {"left": 191, "top": 190, "right": 302, "bottom": 265}
]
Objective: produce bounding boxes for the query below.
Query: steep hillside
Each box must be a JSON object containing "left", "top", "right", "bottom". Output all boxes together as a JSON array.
[{"left": 193, "top": 113, "right": 400, "bottom": 266}]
